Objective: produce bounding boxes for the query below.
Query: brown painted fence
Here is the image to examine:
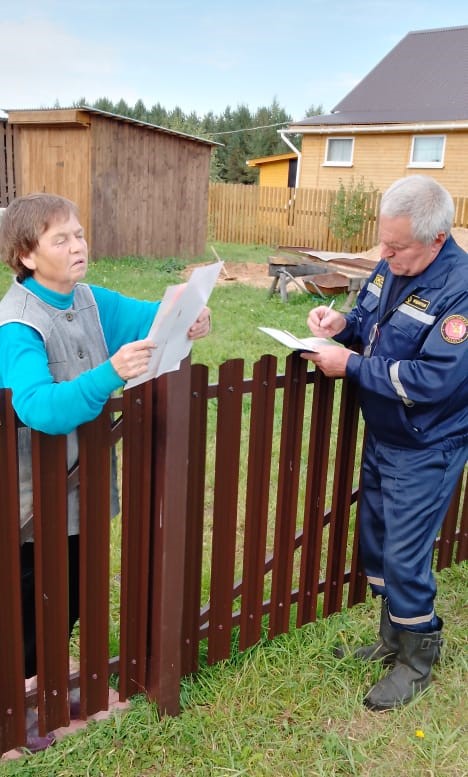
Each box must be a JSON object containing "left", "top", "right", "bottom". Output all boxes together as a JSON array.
[
  {"left": 208, "top": 183, "right": 468, "bottom": 251},
  {"left": 1, "top": 354, "right": 466, "bottom": 754}
]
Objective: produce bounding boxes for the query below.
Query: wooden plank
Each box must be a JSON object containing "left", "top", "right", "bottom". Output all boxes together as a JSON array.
[
  {"left": 31, "top": 431, "right": 70, "bottom": 735},
  {"left": 181, "top": 364, "right": 209, "bottom": 675},
  {"left": 239, "top": 355, "right": 277, "bottom": 650},
  {"left": 119, "top": 382, "right": 153, "bottom": 699},
  {"left": 207, "top": 359, "right": 244, "bottom": 663},
  {"left": 78, "top": 409, "right": 112, "bottom": 717},
  {"left": 0, "top": 391, "right": 26, "bottom": 752},
  {"left": 323, "top": 380, "right": 361, "bottom": 616},
  {"left": 297, "top": 370, "right": 335, "bottom": 626},
  {"left": 269, "top": 352, "right": 308, "bottom": 638},
  {"left": 146, "top": 359, "right": 191, "bottom": 715}
]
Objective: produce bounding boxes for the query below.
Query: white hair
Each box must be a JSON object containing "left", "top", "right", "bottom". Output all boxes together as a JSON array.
[{"left": 380, "top": 175, "right": 454, "bottom": 244}]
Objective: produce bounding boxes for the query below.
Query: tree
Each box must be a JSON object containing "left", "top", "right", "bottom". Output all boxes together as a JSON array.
[{"left": 329, "top": 177, "right": 378, "bottom": 250}]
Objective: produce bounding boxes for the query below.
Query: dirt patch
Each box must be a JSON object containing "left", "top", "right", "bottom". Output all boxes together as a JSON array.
[
  {"left": 184, "top": 228, "right": 468, "bottom": 290},
  {"left": 183, "top": 261, "right": 273, "bottom": 288}
]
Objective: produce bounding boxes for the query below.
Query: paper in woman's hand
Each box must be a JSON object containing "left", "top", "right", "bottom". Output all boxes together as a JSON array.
[{"left": 125, "top": 262, "right": 222, "bottom": 388}]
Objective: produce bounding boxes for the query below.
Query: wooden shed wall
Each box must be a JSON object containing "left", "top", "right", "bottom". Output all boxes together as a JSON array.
[
  {"left": 299, "top": 129, "right": 468, "bottom": 196},
  {"left": 13, "top": 124, "right": 91, "bottom": 238},
  {"left": 257, "top": 159, "right": 291, "bottom": 187},
  {"left": 90, "top": 116, "right": 212, "bottom": 259}
]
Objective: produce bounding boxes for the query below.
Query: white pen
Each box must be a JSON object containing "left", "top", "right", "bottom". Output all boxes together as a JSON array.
[{"left": 320, "top": 298, "right": 335, "bottom": 327}]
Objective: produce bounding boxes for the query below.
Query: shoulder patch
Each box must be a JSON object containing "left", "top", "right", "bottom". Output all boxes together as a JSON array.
[
  {"left": 440, "top": 315, "right": 468, "bottom": 344},
  {"left": 374, "top": 274, "right": 384, "bottom": 289}
]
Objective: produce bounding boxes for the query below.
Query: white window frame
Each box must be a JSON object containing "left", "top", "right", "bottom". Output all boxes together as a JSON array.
[
  {"left": 323, "top": 137, "right": 354, "bottom": 167},
  {"left": 408, "top": 135, "right": 446, "bottom": 169}
]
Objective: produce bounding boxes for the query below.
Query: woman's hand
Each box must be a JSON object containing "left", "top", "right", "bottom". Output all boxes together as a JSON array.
[
  {"left": 188, "top": 306, "right": 211, "bottom": 340},
  {"left": 110, "top": 338, "right": 156, "bottom": 381}
]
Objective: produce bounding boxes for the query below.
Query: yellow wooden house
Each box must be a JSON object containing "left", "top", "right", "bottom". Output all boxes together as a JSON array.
[{"left": 283, "top": 26, "right": 468, "bottom": 197}]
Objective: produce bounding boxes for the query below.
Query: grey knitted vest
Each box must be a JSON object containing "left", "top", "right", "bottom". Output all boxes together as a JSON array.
[{"left": 0, "top": 280, "right": 117, "bottom": 541}]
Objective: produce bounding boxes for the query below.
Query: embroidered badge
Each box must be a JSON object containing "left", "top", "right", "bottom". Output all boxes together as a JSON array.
[
  {"left": 404, "top": 294, "right": 430, "bottom": 312},
  {"left": 374, "top": 274, "right": 384, "bottom": 289},
  {"left": 441, "top": 315, "right": 468, "bottom": 344}
]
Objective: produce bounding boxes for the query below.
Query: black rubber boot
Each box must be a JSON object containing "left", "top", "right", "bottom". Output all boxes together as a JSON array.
[
  {"left": 334, "top": 598, "right": 399, "bottom": 665},
  {"left": 363, "top": 626, "right": 443, "bottom": 711}
]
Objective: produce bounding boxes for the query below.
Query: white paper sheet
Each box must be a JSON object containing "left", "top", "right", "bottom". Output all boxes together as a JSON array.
[
  {"left": 258, "top": 326, "right": 331, "bottom": 352},
  {"left": 125, "top": 261, "right": 223, "bottom": 389}
]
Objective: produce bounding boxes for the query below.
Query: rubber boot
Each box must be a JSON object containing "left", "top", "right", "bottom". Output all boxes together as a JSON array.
[
  {"left": 364, "top": 625, "right": 443, "bottom": 711},
  {"left": 24, "top": 708, "right": 56, "bottom": 753},
  {"left": 334, "top": 599, "right": 399, "bottom": 665}
]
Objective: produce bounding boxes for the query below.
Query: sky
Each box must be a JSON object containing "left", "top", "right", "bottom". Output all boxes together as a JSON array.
[{"left": 1, "top": 0, "right": 467, "bottom": 122}]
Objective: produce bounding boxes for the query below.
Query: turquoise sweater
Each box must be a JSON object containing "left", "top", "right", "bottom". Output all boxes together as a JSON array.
[{"left": 0, "top": 277, "right": 160, "bottom": 434}]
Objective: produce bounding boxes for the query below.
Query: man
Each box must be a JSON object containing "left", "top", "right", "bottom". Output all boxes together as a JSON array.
[
  {"left": 0, "top": 193, "right": 211, "bottom": 750},
  {"left": 303, "top": 175, "right": 467, "bottom": 710}
]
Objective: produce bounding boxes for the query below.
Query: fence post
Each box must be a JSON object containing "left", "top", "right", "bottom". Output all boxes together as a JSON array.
[
  {"left": 145, "top": 358, "right": 191, "bottom": 715},
  {"left": 0, "top": 390, "right": 26, "bottom": 752}
]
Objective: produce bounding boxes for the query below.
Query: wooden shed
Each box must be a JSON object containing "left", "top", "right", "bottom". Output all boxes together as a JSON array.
[
  {"left": 6, "top": 107, "right": 217, "bottom": 258},
  {"left": 246, "top": 152, "right": 298, "bottom": 188}
]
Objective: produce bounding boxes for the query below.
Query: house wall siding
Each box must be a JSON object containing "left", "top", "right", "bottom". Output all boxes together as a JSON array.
[{"left": 299, "top": 130, "right": 468, "bottom": 196}]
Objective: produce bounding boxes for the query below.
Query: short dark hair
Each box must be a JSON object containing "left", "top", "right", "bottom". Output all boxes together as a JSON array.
[{"left": 0, "top": 193, "right": 79, "bottom": 281}]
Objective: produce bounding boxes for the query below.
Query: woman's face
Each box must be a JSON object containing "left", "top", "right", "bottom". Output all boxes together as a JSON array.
[{"left": 21, "top": 212, "right": 88, "bottom": 294}]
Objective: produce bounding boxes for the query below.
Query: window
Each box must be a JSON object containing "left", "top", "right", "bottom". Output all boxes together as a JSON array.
[
  {"left": 409, "top": 135, "right": 445, "bottom": 168},
  {"left": 324, "top": 137, "right": 354, "bottom": 166}
]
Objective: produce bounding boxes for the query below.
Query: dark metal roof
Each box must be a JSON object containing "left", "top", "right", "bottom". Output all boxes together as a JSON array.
[{"left": 292, "top": 26, "right": 468, "bottom": 128}]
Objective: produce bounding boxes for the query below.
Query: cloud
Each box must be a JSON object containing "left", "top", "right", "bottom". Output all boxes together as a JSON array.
[{"left": 0, "top": 18, "right": 123, "bottom": 109}]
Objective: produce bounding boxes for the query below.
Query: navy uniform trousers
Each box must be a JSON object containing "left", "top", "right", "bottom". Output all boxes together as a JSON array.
[{"left": 359, "top": 431, "right": 467, "bottom": 632}]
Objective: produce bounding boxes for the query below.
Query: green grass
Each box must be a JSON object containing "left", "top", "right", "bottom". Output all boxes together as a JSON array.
[
  {"left": 2, "top": 565, "right": 466, "bottom": 776},
  {"left": 1, "top": 244, "right": 466, "bottom": 776}
]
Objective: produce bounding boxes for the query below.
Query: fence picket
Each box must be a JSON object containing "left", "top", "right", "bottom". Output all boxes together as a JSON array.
[
  {"left": 31, "top": 431, "right": 70, "bottom": 736},
  {"left": 239, "top": 355, "right": 277, "bottom": 650},
  {"left": 269, "top": 352, "right": 308, "bottom": 638},
  {"left": 208, "top": 359, "right": 244, "bottom": 663}
]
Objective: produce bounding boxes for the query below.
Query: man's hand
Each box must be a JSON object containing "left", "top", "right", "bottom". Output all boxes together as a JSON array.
[
  {"left": 301, "top": 345, "right": 353, "bottom": 377},
  {"left": 307, "top": 306, "right": 347, "bottom": 338}
]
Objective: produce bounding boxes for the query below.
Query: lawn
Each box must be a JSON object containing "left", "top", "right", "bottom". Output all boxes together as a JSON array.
[{"left": 0, "top": 243, "right": 466, "bottom": 776}]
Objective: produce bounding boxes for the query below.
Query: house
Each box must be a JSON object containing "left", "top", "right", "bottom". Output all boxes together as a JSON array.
[
  {"left": 283, "top": 26, "right": 468, "bottom": 196},
  {"left": 246, "top": 152, "right": 298, "bottom": 187},
  {"left": 5, "top": 107, "right": 218, "bottom": 258}
]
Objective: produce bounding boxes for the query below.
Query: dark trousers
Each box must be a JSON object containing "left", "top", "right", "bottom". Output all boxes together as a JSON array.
[
  {"left": 21, "top": 534, "right": 80, "bottom": 678},
  {"left": 359, "top": 433, "right": 467, "bottom": 631}
]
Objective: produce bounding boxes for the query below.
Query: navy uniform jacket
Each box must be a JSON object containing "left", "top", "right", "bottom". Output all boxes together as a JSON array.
[{"left": 335, "top": 235, "right": 468, "bottom": 450}]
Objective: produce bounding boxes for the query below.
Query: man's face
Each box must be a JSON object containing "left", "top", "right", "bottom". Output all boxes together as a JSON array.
[
  {"left": 378, "top": 215, "right": 445, "bottom": 276},
  {"left": 21, "top": 212, "right": 88, "bottom": 294}
]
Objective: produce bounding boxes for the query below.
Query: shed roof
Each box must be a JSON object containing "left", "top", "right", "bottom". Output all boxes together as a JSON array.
[
  {"left": 5, "top": 105, "right": 220, "bottom": 146},
  {"left": 246, "top": 152, "right": 297, "bottom": 167},
  {"left": 289, "top": 26, "right": 468, "bottom": 130}
]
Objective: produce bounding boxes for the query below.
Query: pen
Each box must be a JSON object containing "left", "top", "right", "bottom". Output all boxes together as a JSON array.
[{"left": 320, "top": 298, "right": 335, "bottom": 327}]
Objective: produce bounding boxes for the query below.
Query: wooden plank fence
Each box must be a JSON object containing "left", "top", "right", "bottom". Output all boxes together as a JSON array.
[
  {"left": 0, "top": 120, "right": 17, "bottom": 208},
  {"left": 1, "top": 354, "right": 467, "bottom": 754},
  {"left": 208, "top": 183, "right": 468, "bottom": 251}
]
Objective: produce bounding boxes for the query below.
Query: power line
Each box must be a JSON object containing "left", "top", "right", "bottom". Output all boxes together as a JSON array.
[{"left": 204, "top": 121, "right": 291, "bottom": 137}]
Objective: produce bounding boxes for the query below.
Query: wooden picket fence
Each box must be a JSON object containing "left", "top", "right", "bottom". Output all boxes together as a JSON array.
[
  {"left": 208, "top": 183, "right": 468, "bottom": 251},
  {"left": 1, "top": 355, "right": 467, "bottom": 754},
  {"left": 0, "top": 120, "right": 17, "bottom": 208}
]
